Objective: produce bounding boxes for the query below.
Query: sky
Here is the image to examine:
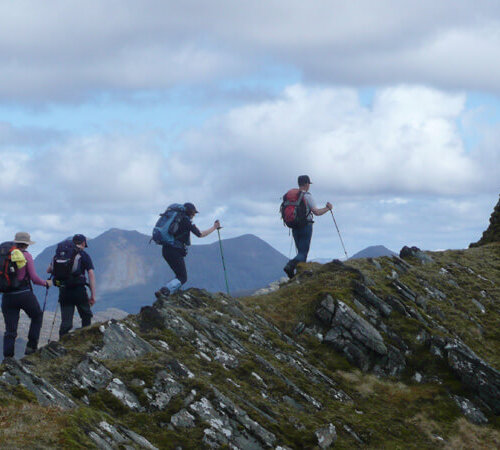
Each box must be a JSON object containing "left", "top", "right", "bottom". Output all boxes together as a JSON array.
[{"left": 1, "top": 0, "right": 499, "bottom": 260}]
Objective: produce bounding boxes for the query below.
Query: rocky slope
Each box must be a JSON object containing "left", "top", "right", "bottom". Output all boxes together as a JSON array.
[
  {"left": 0, "top": 238, "right": 498, "bottom": 449},
  {"left": 470, "top": 195, "right": 500, "bottom": 248}
]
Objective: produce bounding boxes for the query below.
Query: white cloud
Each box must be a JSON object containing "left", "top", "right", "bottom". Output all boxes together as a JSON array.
[
  {"left": 171, "top": 84, "right": 490, "bottom": 198},
  {"left": 0, "top": 83, "right": 497, "bottom": 259},
  {"left": 34, "top": 133, "right": 167, "bottom": 207},
  {"left": 1, "top": 1, "right": 500, "bottom": 102}
]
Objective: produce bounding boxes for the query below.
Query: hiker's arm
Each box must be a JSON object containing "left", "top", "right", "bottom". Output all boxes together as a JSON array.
[
  {"left": 200, "top": 220, "right": 221, "bottom": 238},
  {"left": 25, "top": 252, "right": 49, "bottom": 287},
  {"left": 312, "top": 202, "right": 333, "bottom": 216},
  {"left": 88, "top": 269, "right": 96, "bottom": 305}
]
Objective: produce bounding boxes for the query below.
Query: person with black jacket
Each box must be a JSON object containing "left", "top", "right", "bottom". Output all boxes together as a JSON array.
[
  {"left": 155, "top": 203, "right": 220, "bottom": 298},
  {"left": 48, "top": 234, "right": 96, "bottom": 337},
  {"left": 1, "top": 232, "right": 52, "bottom": 357}
]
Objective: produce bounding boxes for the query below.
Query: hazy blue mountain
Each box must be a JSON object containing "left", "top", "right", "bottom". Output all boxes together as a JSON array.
[
  {"left": 34, "top": 229, "right": 288, "bottom": 313},
  {"left": 349, "top": 245, "right": 397, "bottom": 259}
]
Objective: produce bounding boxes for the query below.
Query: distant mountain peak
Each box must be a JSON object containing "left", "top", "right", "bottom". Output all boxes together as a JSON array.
[{"left": 349, "top": 245, "right": 397, "bottom": 260}]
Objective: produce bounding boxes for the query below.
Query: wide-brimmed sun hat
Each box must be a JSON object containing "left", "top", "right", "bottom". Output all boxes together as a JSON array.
[{"left": 14, "top": 231, "right": 35, "bottom": 245}]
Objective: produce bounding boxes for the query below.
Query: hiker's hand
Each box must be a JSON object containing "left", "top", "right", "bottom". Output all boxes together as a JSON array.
[
  {"left": 46, "top": 279, "right": 53, "bottom": 288},
  {"left": 326, "top": 202, "right": 333, "bottom": 210},
  {"left": 89, "top": 296, "right": 96, "bottom": 306},
  {"left": 214, "top": 220, "right": 221, "bottom": 229}
]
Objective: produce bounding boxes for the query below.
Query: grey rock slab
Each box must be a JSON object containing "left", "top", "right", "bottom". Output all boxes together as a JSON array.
[
  {"left": 192, "top": 313, "right": 248, "bottom": 354},
  {"left": 315, "top": 295, "right": 336, "bottom": 326},
  {"left": 275, "top": 352, "right": 351, "bottom": 402},
  {"left": 0, "top": 357, "right": 76, "bottom": 409},
  {"left": 39, "top": 341, "right": 67, "bottom": 360},
  {"left": 212, "top": 387, "right": 277, "bottom": 447},
  {"left": 146, "top": 370, "right": 184, "bottom": 410},
  {"left": 171, "top": 408, "right": 196, "bottom": 428},
  {"left": 343, "top": 424, "right": 364, "bottom": 444},
  {"left": 315, "top": 423, "right": 337, "bottom": 449},
  {"left": 446, "top": 340, "right": 500, "bottom": 414},
  {"left": 139, "top": 303, "right": 196, "bottom": 337},
  {"left": 92, "top": 421, "right": 158, "bottom": 450},
  {"left": 452, "top": 395, "right": 488, "bottom": 425},
  {"left": 332, "top": 301, "right": 387, "bottom": 355},
  {"left": 214, "top": 348, "right": 239, "bottom": 369},
  {"left": 471, "top": 298, "right": 486, "bottom": 314},
  {"left": 353, "top": 282, "right": 392, "bottom": 317},
  {"left": 254, "top": 355, "right": 322, "bottom": 409},
  {"left": 390, "top": 255, "right": 412, "bottom": 272},
  {"left": 392, "top": 280, "right": 417, "bottom": 302},
  {"left": 98, "top": 421, "right": 128, "bottom": 445},
  {"left": 106, "top": 378, "right": 143, "bottom": 411},
  {"left": 95, "top": 321, "right": 154, "bottom": 360},
  {"left": 71, "top": 357, "right": 113, "bottom": 391},
  {"left": 88, "top": 431, "right": 114, "bottom": 450},
  {"left": 119, "top": 427, "right": 158, "bottom": 449}
]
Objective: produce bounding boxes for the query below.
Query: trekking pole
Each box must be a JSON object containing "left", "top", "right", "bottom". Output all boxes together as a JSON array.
[
  {"left": 288, "top": 232, "right": 295, "bottom": 258},
  {"left": 48, "top": 302, "right": 59, "bottom": 344},
  {"left": 216, "top": 227, "right": 230, "bottom": 296},
  {"left": 41, "top": 286, "right": 49, "bottom": 316},
  {"left": 330, "top": 210, "right": 349, "bottom": 259}
]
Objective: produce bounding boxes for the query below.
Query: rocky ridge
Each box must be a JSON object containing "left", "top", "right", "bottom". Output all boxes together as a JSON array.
[{"left": 0, "top": 242, "right": 499, "bottom": 448}]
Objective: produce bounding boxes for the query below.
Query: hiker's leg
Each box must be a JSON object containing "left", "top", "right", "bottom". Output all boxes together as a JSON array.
[
  {"left": 292, "top": 223, "right": 313, "bottom": 264},
  {"left": 162, "top": 246, "right": 187, "bottom": 294},
  {"left": 284, "top": 227, "right": 302, "bottom": 277},
  {"left": 59, "top": 295, "right": 75, "bottom": 337},
  {"left": 2, "top": 294, "right": 20, "bottom": 358},
  {"left": 75, "top": 287, "right": 92, "bottom": 328},
  {"left": 22, "top": 292, "right": 43, "bottom": 351}
]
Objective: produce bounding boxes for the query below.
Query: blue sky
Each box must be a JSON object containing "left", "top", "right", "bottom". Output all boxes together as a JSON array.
[{"left": 0, "top": 0, "right": 499, "bottom": 260}]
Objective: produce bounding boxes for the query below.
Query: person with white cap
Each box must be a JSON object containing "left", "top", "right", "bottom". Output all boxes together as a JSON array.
[
  {"left": 155, "top": 202, "right": 220, "bottom": 298},
  {"left": 1, "top": 232, "right": 52, "bottom": 358}
]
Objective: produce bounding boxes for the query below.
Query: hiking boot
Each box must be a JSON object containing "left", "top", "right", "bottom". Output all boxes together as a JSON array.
[
  {"left": 155, "top": 287, "right": 170, "bottom": 299},
  {"left": 283, "top": 262, "right": 295, "bottom": 279},
  {"left": 24, "top": 345, "right": 37, "bottom": 356}
]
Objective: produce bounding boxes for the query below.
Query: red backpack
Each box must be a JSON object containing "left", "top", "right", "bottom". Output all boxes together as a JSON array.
[
  {"left": 280, "top": 189, "right": 308, "bottom": 229},
  {"left": 0, "top": 242, "right": 25, "bottom": 293}
]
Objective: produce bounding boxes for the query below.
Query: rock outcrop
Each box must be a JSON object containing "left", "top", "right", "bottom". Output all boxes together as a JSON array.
[{"left": 470, "top": 195, "right": 500, "bottom": 247}]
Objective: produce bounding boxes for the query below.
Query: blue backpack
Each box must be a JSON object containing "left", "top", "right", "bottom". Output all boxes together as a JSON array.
[{"left": 152, "top": 204, "right": 186, "bottom": 246}]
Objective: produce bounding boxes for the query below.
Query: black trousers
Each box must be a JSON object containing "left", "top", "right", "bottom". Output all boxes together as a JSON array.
[
  {"left": 2, "top": 290, "right": 42, "bottom": 357},
  {"left": 59, "top": 285, "right": 93, "bottom": 338},
  {"left": 162, "top": 245, "right": 188, "bottom": 284}
]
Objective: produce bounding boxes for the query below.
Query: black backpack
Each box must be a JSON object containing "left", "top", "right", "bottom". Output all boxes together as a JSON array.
[
  {"left": 0, "top": 241, "right": 27, "bottom": 293},
  {"left": 52, "top": 240, "right": 85, "bottom": 288}
]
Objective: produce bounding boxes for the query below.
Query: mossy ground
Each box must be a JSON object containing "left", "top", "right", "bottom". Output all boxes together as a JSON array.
[{"left": 0, "top": 244, "right": 498, "bottom": 448}]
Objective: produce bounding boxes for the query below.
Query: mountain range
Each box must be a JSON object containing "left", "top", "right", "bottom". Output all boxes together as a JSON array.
[{"left": 34, "top": 229, "right": 289, "bottom": 313}]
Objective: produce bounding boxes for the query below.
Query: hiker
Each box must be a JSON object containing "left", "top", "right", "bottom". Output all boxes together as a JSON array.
[
  {"left": 47, "top": 234, "right": 96, "bottom": 337},
  {"left": 282, "top": 175, "right": 332, "bottom": 278},
  {"left": 1, "top": 232, "right": 52, "bottom": 357},
  {"left": 154, "top": 202, "right": 220, "bottom": 297}
]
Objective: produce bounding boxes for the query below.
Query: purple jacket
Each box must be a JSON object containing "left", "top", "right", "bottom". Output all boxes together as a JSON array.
[{"left": 17, "top": 251, "right": 47, "bottom": 287}]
